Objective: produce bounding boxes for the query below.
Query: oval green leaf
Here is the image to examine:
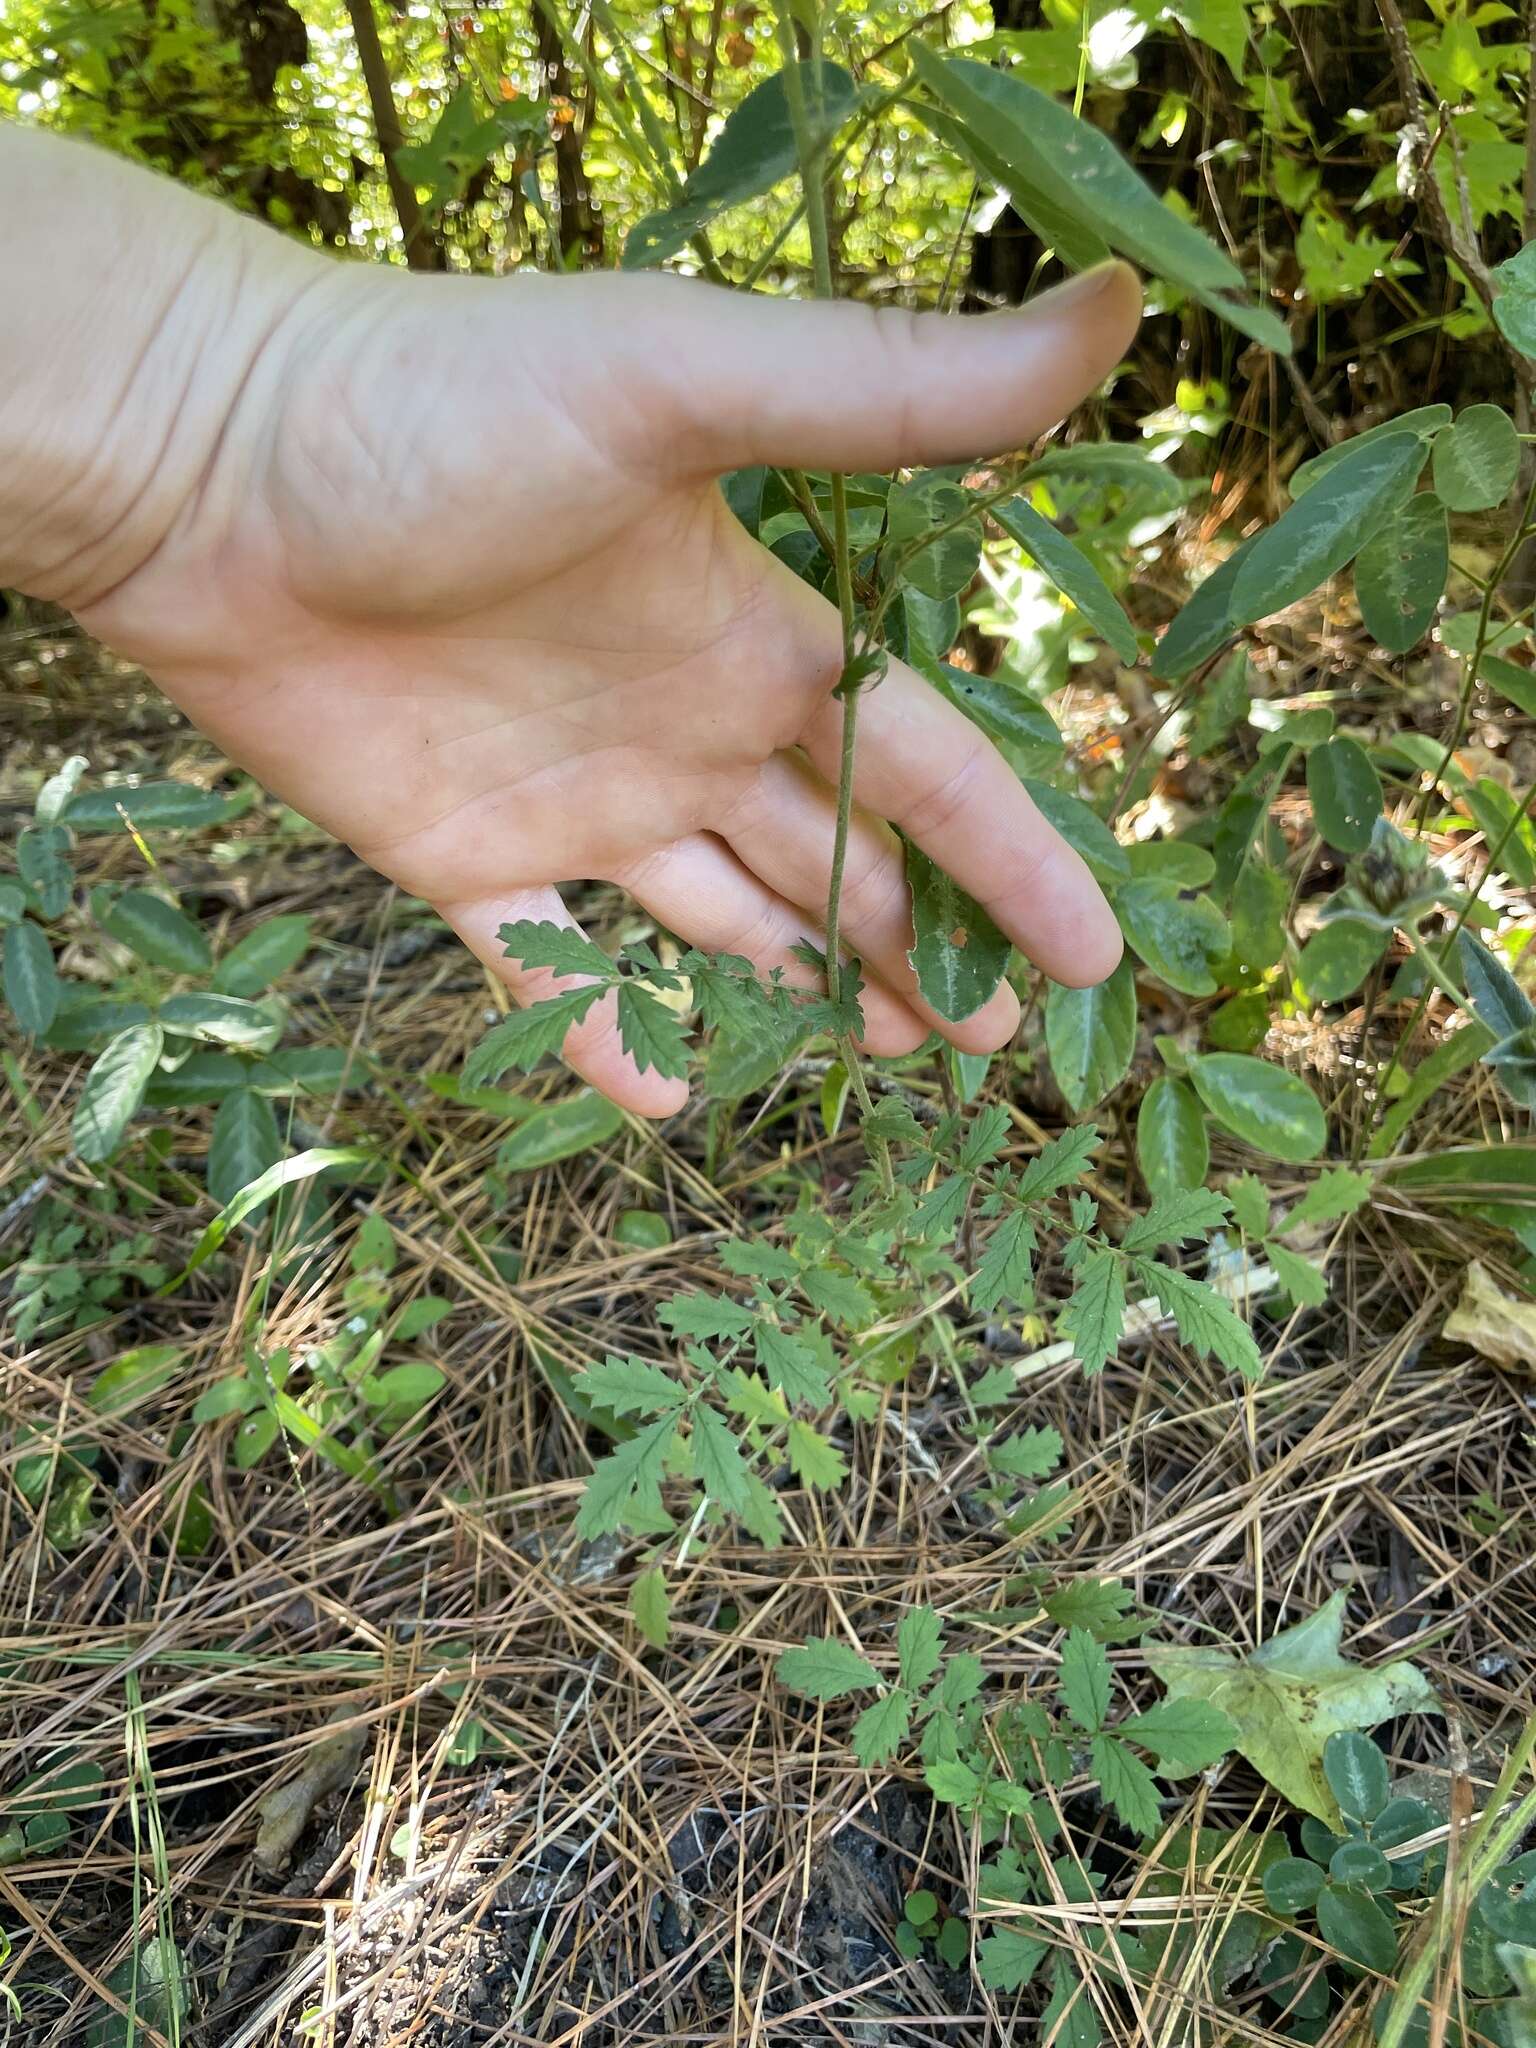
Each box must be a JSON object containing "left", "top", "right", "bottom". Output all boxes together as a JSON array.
[
  {"left": 74, "top": 1021, "right": 165, "bottom": 1163},
  {"left": 994, "top": 497, "right": 1138, "bottom": 662},
  {"left": 1116, "top": 880, "right": 1230, "bottom": 996},
  {"left": 1298, "top": 916, "right": 1388, "bottom": 1005},
  {"left": 1354, "top": 494, "right": 1448, "bottom": 654},
  {"left": 1045, "top": 956, "right": 1136, "bottom": 1112},
  {"left": 208, "top": 1087, "right": 284, "bottom": 1206},
  {"left": 1188, "top": 1051, "right": 1327, "bottom": 1161},
  {"left": 102, "top": 888, "right": 212, "bottom": 975},
  {"left": 3, "top": 919, "right": 60, "bottom": 1037},
  {"left": 905, "top": 841, "right": 1012, "bottom": 1023},
  {"left": 1135, "top": 1075, "right": 1210, "bottom": 1198},
  {"left": 1432, "top": 403, "right": 1520, "bottom": 512},
  {"left": 1307, "top": 736, "right": 1383, "bottom": 854},
  {"left": 497, "top": 1090, "right": 625, "bottom": 1171}
]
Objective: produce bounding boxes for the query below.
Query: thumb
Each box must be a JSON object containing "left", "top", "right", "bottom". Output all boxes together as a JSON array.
[{"left": 629, "top": 260, "right": 1142, "bottom": 476}]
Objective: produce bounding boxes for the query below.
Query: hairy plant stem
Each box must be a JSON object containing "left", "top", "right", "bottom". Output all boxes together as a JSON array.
[{"left": 773, "top": 4, "right": 893, "bottom": 1192}]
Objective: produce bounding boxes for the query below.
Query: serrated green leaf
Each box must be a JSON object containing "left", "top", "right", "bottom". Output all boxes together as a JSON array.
[
  {"left": 577, "top": 1355, "right": 686, "bottom": 1417},
  {"left": 988, "top": 1425, "right": 1064, "bottom": 1478},
  {"left": 752, "top": 1321, "right": 831, "bottom": 1406},
  {"left": 1285, "top": 1165, "right": 1373, "bottom": 1230},
  {"left": 1121, "top": 1188, "right": 1230, "bottom": 1253},
  {"left": 977, "top": 1927, "right": 1049, "bottom": 1992},
  {"left": 788, "top": 1419, "right": 847, "bottom": 1491},
  {"left": 1134, "top": 1257, "right": 1263, "bottom": 1379},
  {"left": 972, "top": 1209, "right": 1036, "bottom": 1314},
  {"left": 1092, "top": 1732, "right": 1163, "bottom": 1835},
  {"left": 631, "top": 1566, "right": 670, "bottom": 1649},
  {"left": 1136, "top": 1077, "right": 1210, "bottom": 1201},
  {"left": 464, "top": 987, "right": 606, "bottom": 1084},
  {"left": 777, "top": 1634, "right": 879, "bottom": 1700},
  {"left": 1017, "top": 1124, "right": 1101, "bottom": 1202},
  {"left": 1120, "top": 1696, "right": 1238, "bottom": 1771},
  {"left": 1060, "top": 1626, "right": 1111, "bottom": 1732},
  {"left": 1231, "top": 432, "right": 1428, "bottom": 626},
  {"left": 898, "top": 1607, "right": 944, "bottom": 1692},
  {"left": 800, "top": 1268, "right": 875, "bottom": 1329},
  {"left": 574, "top": 1418, "right": 679, "bottom": 1538},
  {"left": 1059, "top": 1246, "right": 1125, "bottom": 1376},
  {"left": 905, "top": 842, "right": 1011, "bottom": 1024},
  {"left": 689, "top": 1402, "right": 756, "bottom": 1517},
  {"left": 1265, "top": 1243, "right": 1328, "bottom": 1307},
  {"left": 852, "top": 1688, "right": 914, "bottom": 1767},
  {"left": 924, "top": 1757, "right": 982, "bottom": 1805},
  {"left": 497, "top": 918, "right": 615, "bottom": 978},
  {"left": 616, "top": 980, "right": 691, "bottom": 1081},
  {"left": 661, "top": 1292, "right": 753, "bottom": 1340}
]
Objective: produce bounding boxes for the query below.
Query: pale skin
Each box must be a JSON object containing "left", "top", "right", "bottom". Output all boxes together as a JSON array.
[{"left": 0, "top": 123, "right": 1142, "bottom": 1114}]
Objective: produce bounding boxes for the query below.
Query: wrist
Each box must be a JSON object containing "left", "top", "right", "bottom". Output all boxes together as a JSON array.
[{"left": 0, "top": 125, "right": 317, "bottom": 612}]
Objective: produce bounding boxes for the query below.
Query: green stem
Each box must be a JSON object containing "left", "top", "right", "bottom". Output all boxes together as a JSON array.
[{"left": 1378, "top": 1712, "right": 1536, "bottom": 2048}]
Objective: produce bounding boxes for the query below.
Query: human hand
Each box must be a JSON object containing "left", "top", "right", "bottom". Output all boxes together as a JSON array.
[{"left": 17, "top": 144, "right": 1140, "bottom": 1113}]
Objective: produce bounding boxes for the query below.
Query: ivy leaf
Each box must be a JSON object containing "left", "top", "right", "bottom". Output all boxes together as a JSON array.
[
  {"left": 971, "top": 1209, "right": 1037, "bottom": 1314},
  {"left": 788, "top": 1420, "right": 847, "bottom": 1491},
  {"left": 1132, "top": 1258, "right": 1263, "bottom": 1380},
  {"left": 689, "top": 1402, "right": 756, "bottom": 1518},
  {"left": 576, "top": 1355, "right": 687, "bottom": 1417},
  {"left": 777, "top": 1635, "right": 879, "bottom": 1700},
  {"left": 1120, "top": 1188, "right": 1230, "bottom": 1253},
  {"left": 1060, "top": 1627, "right": 1111, "bottom": 1732},
  {"left": 498, "top": 919, "right": 615, "bottom": 978},
  {"left": 1058, "top": 1246, "right": 1126, "bottom": 1375},
  {"left": 851, "top": 1688, "right": 913, "bottom": 1768},
  {"left": 905, "top": 841, "right": 1012, "bottom": 1023},
  {"left": 615, "top": 981, "right": 690, "bottom": 1081},
  {"left": 1091, "top": 1732, "right": 1163, "bottom": 1836},
  {"left": 574, "top": 1418, "right": 679, "bottom": 1538},
  {"left": 464, "top": 986, "right": 605, "bottom": 1084},
  {"left": 1144, "top": 1591, "right": 1439, "bottom": 1826},
  {"left": 898, "top": 1607, "right": 944, "bottom": 1692},
  {"left": 752, "top": 1322, "right": 831, "bottom": 1407},
  {"left": 1016, "top": 1124, "right": 1101, "bottom": 1203},
  {"left": 1119, "top": 1697, "right": 1238, "bottom": 1772},
  {"left": 1229, "top": 431, "right": 1428, "bottom": 625}
]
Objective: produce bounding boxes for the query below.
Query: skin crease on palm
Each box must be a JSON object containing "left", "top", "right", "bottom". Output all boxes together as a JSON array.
[{"left": 0, "top": 125, "right": 1143, "bottom": 1117}]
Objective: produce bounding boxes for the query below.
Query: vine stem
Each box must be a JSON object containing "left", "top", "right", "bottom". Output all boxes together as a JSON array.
[{"left": 773, "top": 3, "right": 893, "bottom": 1192}]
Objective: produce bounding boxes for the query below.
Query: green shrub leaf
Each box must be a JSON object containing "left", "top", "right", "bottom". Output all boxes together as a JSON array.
[
  {"left": 1307, "top": 736, "right": 1384, "bottom": 853},
  {"left": 1432, "top": 403, "right": 1520, "bottom": 511},
  {"left": 74, "top": 1021, "right": 165, "bottom": 1164},
  {"left": 1136, "top": 1076, "right": 1210, "bottom": 1199},
  {"left": 1045, "top": 956, "right": 1136, "bottom": 1111},
  {"left": 905, "top": 841, "right": 1012, "bottom": 1022},
  {"left": 1188, "top": 1052, "right": 1326, "bottom": 1162},
  {"left": 1230, "top": 432, "right": 1427, "bottom": 626},
  {"left": 1354, "top": 493, "right": 1448, "bottom": 653}
]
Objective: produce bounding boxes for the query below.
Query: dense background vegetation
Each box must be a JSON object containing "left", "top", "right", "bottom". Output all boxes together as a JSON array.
[{"left": 3, "top": 0, "right": 1536, "bottom": 2043}]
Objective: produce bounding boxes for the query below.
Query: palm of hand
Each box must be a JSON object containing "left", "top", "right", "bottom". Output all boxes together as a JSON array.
[{"left": 84, "top": 263, "right": 1140, "bottom": 1112}]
